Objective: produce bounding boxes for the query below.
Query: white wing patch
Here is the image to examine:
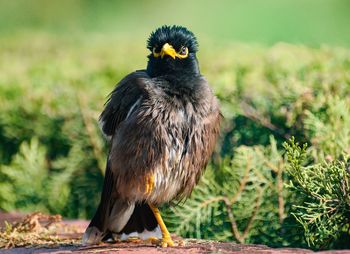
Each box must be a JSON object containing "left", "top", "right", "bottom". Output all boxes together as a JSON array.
[
  {"left": 98, "top": 118, "right": 112, "bottom": 141},
  {"left": 126, "top": 97, "right": 142, "bottom": 120}
]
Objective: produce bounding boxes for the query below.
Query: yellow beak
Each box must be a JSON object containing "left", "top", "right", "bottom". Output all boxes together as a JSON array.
[{"left": 159, "top": 43, "right": 177, "bottom": 59}]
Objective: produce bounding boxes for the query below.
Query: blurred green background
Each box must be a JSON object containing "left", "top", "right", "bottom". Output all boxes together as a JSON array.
[
  {"left": 1, "top": 0, "right": 350, "bottom": 46},
  {"left": 1, "top": 0, "right": 350, "bottom": 250}
]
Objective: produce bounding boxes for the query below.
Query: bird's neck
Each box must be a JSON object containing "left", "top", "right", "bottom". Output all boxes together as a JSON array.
[{"left": 146, "top": 55, "right": 200, "bottom": 80}]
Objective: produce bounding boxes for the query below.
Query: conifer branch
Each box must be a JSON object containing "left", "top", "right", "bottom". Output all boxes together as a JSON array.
[{"left": 77, "top": 94, "right": 105, "bottom": 175}]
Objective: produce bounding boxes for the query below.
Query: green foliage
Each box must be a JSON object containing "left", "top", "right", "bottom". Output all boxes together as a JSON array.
[
  {"left": 304, "top": 96, "right": 350, "bottom": 161},
  {"left": 166, "top": 136, "right": 306, "bottom": 247},
  {"left": 1, "top": 138, "right": 49, "bottom": 212},
  {"left": 284, "top": 138, "right": 350, "bottom": 249},
  {"left": 1, "top": 35, "right": 350, "bottom": 250}
]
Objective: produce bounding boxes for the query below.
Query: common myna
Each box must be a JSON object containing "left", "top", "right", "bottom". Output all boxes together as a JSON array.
[{"left": 83, "top": 25, "right": 221, "bottom": 247}]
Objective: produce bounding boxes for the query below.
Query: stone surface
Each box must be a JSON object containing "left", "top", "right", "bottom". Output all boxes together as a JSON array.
[
  {"left": 0, "top": 240, "right": 312, "bottom": 254},
  {"left": 0, "top": 212, "right": 349, "bottom": 254}
]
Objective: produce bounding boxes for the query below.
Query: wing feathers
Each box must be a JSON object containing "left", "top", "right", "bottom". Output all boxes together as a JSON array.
[{"left": 99, "top": 70, "right": 150, "bottom": 138}]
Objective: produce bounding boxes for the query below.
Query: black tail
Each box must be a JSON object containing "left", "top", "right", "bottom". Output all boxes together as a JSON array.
[
  {"left": 82, "top": 160, "right": 158, "bottom": 245},
  {"left": 119, "top": 203, "right": 158, "bottom": 235},
  {"left": 82, "top": 159, "right": 117, "bottom": 244}
]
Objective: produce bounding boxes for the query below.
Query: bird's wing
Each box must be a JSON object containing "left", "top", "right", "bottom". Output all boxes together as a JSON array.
[
  {"left": 99, "top": 70, "right": 150, "bottom": 139},
  {"left": 83, "top": 71, "right": 152, "bottom": 245}
]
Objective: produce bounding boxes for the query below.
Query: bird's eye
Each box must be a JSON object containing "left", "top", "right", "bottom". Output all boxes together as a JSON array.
[
  {"left": 179, "top": 46, "right": 188, "bottom": 55},
  {"left": 153, "top": 47, "right": 162, "bottom": 57}
]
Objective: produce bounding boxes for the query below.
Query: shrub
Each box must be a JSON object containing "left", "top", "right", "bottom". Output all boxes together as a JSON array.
[{"left": 1, "top": 35, "right": 350, "bottom": 249}]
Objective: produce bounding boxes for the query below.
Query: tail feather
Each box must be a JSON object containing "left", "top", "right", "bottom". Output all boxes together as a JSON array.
[
  {"left": 119, "top": 203, "right": 158, "bottom": 234},
  {"left": 82, "top": 159, "right": 159, "bottom": 245},
  {"left": 82, "top": 203, "right": 106, "bottom": 245},
  {"left": 82, "top": 200, "right": 135, "bottom": 245},
  {"left": 107, "top": 200, "right": 135, "bottom": 233},
  {"left": 82, "top": 159, "right": 117, "bottom": 245}
]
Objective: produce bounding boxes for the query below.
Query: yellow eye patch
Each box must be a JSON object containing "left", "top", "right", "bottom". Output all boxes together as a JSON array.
[{"left": 153, "top": 43, "right": 189, "bottom": 59}]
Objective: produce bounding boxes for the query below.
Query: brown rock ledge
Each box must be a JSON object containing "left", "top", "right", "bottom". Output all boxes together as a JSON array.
[{"left": 0, "top": 212, "right": 349, "bottom": 254}]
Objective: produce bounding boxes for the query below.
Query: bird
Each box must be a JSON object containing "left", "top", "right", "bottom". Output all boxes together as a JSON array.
[{"left": 82, "top": 25, "right": 221, "bottom": 247}]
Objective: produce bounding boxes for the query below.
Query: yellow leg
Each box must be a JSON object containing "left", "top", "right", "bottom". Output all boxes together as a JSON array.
[{"left": 148, "top": 203, "right": 174, "bottom": 247}]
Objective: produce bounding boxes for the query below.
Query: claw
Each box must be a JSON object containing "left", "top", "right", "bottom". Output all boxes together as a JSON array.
[
  {"left": 126, "top": 237, "right": 142, "bottom": 244},
  {"left": 146, "top": 236, "right": 175, "bottom": 247},
  {"left": 161, "top": 235, "right": 175, "bottom": 247},
  {"left": 146, "top": 237, "right": 161, "bottom": 245}
]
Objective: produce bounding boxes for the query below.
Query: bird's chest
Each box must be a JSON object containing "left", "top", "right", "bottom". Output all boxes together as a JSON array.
[
  {"left": 145, "top": 98, "right": 196, "bottom": 200},
  {"left": 157, "top": 102, "right": 190, "bottom": 165}
]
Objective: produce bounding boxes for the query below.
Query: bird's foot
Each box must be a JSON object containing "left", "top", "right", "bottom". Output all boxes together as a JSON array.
[
  {"left": 125, "top": 236, "right": 142, "bottom": 244},
  {"left": 146, "top": 236, "right": 182, "bottom": 247},
  {"left": 160, "top": 235, "right": 175, "bottom": 247},
  {"left": 145, "top": 175, "right": 154, "bottom": 194},
  {"left": 145, "top": 237, "right": 160, "bottom": 245}
]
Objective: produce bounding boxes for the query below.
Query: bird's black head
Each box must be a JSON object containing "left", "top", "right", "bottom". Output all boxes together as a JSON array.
[{"left": 146, "top": 25, "right": 200, "bottom": 79}]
